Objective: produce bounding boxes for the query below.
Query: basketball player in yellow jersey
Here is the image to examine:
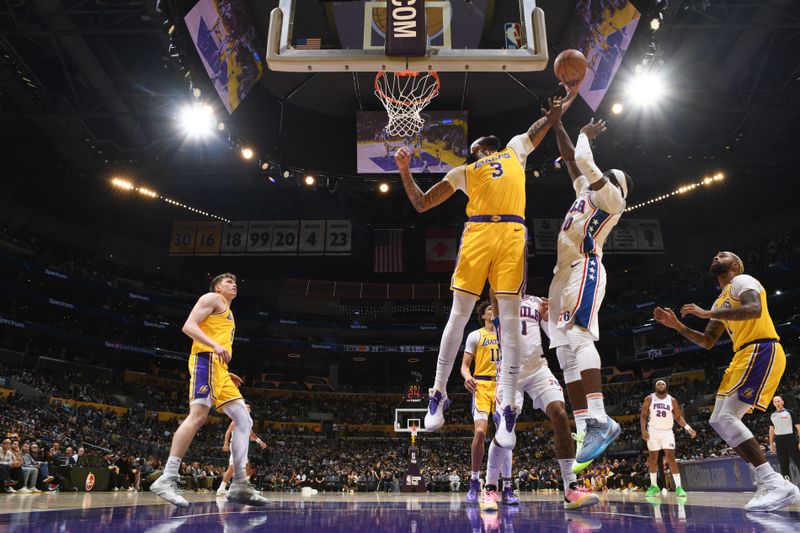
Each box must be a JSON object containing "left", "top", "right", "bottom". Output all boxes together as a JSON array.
[
  {"left": 397, "top": 95, "right": 574, "bottom": 450},
  {"left": 654, "top": 251, "right": 799, "bottom": 511},
  {"left": 460, "top": 301, "right": 500, "bottom": 503},
  {"left": 150, "top": 273, "right": 267, "bottom": 508}
]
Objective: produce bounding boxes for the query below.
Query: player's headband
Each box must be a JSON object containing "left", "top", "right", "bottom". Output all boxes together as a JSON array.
[
  {"left": 609, "top": 169, "right": 628, "bottom": 199},
  {"left": 655, "top": 380, "right": 667, "bottom": 387}
]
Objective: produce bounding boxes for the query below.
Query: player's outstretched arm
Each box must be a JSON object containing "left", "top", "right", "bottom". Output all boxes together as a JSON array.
[
  {"left": 526, "top": 96, "right": 567, "bottom": 149},
  {"left": 552, "top": 121, "right": 581, "bottom": 182},
  {"left": 574, "top": 119, "right": 609, "bottom": 192},
  {"left": 681, "top": 290, "right": 762, "bottom": 322},
  {"left": 395, "top": 146, "right": 456, "bottom": 213},
  {"left": 653, "top": 306, "right": 725, "bottom": 350}
]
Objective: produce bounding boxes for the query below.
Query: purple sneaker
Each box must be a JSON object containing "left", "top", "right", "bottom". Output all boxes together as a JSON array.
[
  {"left": 424, "top": 388, "right": 451, "bottom": 431},
  {"left": 466, "top": 478, "right": 481, "bottom": 503},
  {"left": 495, "top": 404, "right": 519, "bottom": 448},
  {"left": 502, "top": 485, "right": 520, "bottom": 506}
]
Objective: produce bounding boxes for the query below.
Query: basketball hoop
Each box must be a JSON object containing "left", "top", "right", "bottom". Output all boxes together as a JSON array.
[
  {"left": 375, "top": 70, "right": 440, "bottom": 138},
  {"left": 410, "top": 424, "right": 419, "bottom": 445}
]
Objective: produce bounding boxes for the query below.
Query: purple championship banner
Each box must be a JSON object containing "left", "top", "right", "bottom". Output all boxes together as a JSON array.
[
  {"left": 385, "top": 0, "right": 427, "bottom": 57},
  {"left": 681, "top": 454, "right": 799, "bottom": 492}
]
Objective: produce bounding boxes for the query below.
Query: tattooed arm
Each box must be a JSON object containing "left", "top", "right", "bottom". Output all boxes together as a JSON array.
[
  {"left": 680, "top": 290, "right": 762, "bottom": 322},
  {"left": 395, "top": 146, "right": 456, "bottom": 213},
  {"left": 653, "top": 306, "right": 726, "bottom": 350}
]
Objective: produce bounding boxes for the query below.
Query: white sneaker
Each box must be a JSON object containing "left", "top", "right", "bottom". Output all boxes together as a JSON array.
[
  {"left": 423, "top": 389, "right": 450, "bottom": 431},
  {"left": 216, "top": 484, "right": 228, "bottom": 496},
  {"left": 226, "top": 482, "right": 268, "bottom": 506},
  {"left": 745, "top": 478, "right": 800, "bottom": 512},
  {"left": 150, "top": 475, "right": 189, "bottom": 508},
  {"left": 17, "top": 488, "right": 31, "bottom": 494},
  {"left": 494, "top": 404, "right": 519, "bottom": 448}
]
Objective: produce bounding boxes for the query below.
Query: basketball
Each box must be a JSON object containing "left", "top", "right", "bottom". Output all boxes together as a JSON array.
[{"left": 554, "top": 49, "right": 587, "bottom": 85}]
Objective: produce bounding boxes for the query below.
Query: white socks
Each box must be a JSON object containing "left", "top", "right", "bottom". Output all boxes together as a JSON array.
[
  {"left": 586, "top": 393, "right": 608, "bottom": 424},
  {"left": 650, "top": 472, "right": 658, "bottom": 486},
  {"left": 164, "top": 456, "right": 182, "bottom": 478},
  {"left": 574, "top": 409, "right": 588, "bottom": 434},
  {"left": 471, "top": 471, "right": 480, "bottom": 481},
  {"left": 497, "top": 297, "right": 522, "bottom": 406},
  {"left": 433, "top": 292, "right": 476, "bottom": 393},
  {"left": 223, "top": 401, "right": 253, "bottom": 483},
  {"left": 673, "top": 473, "right": 682, "bottom": 488},
  {"left": 558, "top": 458, "right": 577, "bottom": 488},
  {"left": 755, "top": 462, "right": 782, "bottom": 488},
  {"left": 486, "top": 441, "right": 504, "bottom": 487}
]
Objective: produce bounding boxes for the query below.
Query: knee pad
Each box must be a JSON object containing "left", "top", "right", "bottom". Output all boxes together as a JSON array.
[
  {"left": 566, "top": 328, "right": 601, "bottom": 373},
  {"left": 556, "top": 347, "right": 581, "bottom": 384}
]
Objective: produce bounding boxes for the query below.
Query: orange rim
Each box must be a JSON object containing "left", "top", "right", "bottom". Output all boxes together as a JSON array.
[{"left": 374, "top": 70, "right": 441, "bottom": 107}]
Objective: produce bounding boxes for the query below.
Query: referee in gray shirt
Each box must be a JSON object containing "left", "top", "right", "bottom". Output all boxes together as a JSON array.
[{"left": 769, "top": 396, "right": 800, "bottom": 479}]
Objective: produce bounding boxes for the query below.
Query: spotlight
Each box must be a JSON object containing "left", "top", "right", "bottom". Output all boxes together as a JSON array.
[
  {"left": 611, "top": 102, "right": 624, "bottom": 114},
  {"left": 241, "top": 147, "right": 254, "bottom": 160},
  {"left": 111, "top": 177, "right": 134, "bottom": 190},
  {"left": 626, "top": 72, "right": 665, "bottom": 107},
  {"left": 304, "top": 175, "right": 315, "bottom": 186},
  {"left": 179, "top": 104, "right": 214, "bottom": 137},
  {"left": 533, "top": 170, "right": 540, "bottom": 178},
  {"left": 378, "top": 182, "right": 389, "bottom": 193},
  {"left": 217, "top": 121, "right": 225, "bottom": 131},
  {"left": 138, "top": 187, "right": 158, "bottom": 198},
  {"left": 192, "top": 87, "right": 202, "bottom": 98},
  {"left": 283, "top": 170, "right": 291, "bottom": 179},
  {"left": 260, "top": 160, "right": 269, "bottom": 171},
  {"left": 650, "top": 13, "right": 663, "bottom": 31},
  {"left": 775, "top": 290, "right": 782, "bottom": 296}
]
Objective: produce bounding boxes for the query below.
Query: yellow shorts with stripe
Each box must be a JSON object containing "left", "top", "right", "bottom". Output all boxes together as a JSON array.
[
  {"left": 188, "top": 352, "right": 243, "bottom": 410},
  {"left": 452, "top": 222, "right": 528, "bottom": 298},
  {"left": 472, "top": 379, "right": 497, "bottom": 421},
  {"left": 716, "top": 340, "right": 785, "bottom": 412}
]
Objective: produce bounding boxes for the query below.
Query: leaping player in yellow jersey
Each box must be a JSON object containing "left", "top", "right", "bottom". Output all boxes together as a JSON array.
[
  {"left": 150, "top": 273, "right": 267, "bottom": 508},
  {"left": 460, "top": 301, "right": 500, "bottom": 503},
  {"left": 396, "top": 94, "right": 574, "bottom": 449},
  {"left": 654, "top": 251, "right": 800, "bottom": 511}
]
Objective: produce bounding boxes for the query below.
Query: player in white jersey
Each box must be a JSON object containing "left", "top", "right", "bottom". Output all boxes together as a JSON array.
[
  {"left": 639, "top": 380, "right": 697, "bottom": 498},
  {"left": 480, "top": 291, "right": 600, "bottom": 511},
  {"left": 548, "top": 118, "right": 633, "bottom": 467}
]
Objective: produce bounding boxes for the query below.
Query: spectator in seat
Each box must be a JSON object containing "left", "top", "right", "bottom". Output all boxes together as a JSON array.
[
  {"left": 127, "top": 456, "right": 141, "bottom": 492},
  {"left": 448, "top": 470, "right": 461, "bottom": 492},
  {"left": 20, "top": 442, "right": 42, "bottom": 494},
  {"left": 11, "top": 441, "right": 37, "bottom": 494},
  {"left": 1, "top": 438, "right": 21, "bottom": 493},
  {"left": 65, "top": 446, "right": 77, "bottom": 466},
  {"left": 29, "top": 443, "right": 56, "bottom": 490}
]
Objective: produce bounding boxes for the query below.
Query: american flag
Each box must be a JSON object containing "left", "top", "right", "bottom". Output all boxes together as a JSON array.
[
  {"left": 294, "top": 38, "right": 321, "bottom": 50},
  {"left": 373, "top": 229, "right": 404, "bottom": 273}
]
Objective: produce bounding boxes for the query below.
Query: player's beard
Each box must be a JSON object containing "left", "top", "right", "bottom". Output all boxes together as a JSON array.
[{"left": 710, "top": 262, "right": 730, "bottom": 276}]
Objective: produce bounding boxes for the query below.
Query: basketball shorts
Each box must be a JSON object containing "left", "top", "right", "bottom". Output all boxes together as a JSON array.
[
  {"left": 472, "top": 379, "right": 497, "bottom": 421},
  {"left": 646, "top": 428, "right": 676, "bottom": 451},
  {"left": 548, "top": 256, "right": 606, "bottom": 349},
  {"left": 495, "top": 366, "right": 565, "bottom": 415},
  {"left": 188, "top": 352, "right": 243, "bottom": 409},
  {"left": 716, "top": 340, "right": 785, "bottom": 411},
  {"left": 452, "top": 221, "right": 527, "bottom": 298}
]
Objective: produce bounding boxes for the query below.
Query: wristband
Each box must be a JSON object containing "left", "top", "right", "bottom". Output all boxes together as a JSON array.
[{"left": 683, "top": 425, "right": 693, "bottom": 433}]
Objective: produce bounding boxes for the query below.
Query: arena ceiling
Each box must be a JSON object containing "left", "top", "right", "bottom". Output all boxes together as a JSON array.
[{"left": 1, "top": 0, "right": 800, "bottom": 222}]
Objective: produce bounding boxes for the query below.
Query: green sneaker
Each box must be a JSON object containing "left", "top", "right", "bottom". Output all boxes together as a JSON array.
[
  {"left": 571, "top": 431, "right": 594, "bottom": 474},
  {"left": 646, "top": 485, "right": 660, "bottom": 497},
  {"left": 675, "top": 486, "right": 687, "bottom": 498}
]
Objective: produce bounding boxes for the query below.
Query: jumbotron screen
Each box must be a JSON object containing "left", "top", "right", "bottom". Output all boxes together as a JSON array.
[{"left": 356, "top": 111, "right": 468, "bottom": 174}]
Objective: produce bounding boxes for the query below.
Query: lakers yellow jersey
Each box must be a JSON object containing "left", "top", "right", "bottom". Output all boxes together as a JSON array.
[
  {"left": 712, "top": 274, "right": 778, "bottom": 351},
  {"left": 190, "top": 297, "right": 236, "bottom": 360},
  {"left": 463, "top": 147, "right": 526, "bottom": 218},
  {"left": 465, "top": 327, "right": 500, "bottom": 378}
]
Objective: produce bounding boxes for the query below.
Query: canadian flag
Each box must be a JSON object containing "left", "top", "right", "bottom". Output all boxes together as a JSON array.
[{"left": 425, "top": 228, "right": 458, "bottom": 272}]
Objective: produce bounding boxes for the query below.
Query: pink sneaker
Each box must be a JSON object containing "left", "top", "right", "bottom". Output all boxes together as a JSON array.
[
  {"left": 479, "top": 489, "right": 499, "bottom": 512},
  {"left": 564, "top": 485, "right": 600, "bottom": 510}
]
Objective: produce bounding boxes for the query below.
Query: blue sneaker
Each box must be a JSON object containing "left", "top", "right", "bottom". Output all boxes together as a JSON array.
[
  {"left": 466, "top": 478, "right": 481, "bottom": 503},
  {"left": 575, "top": 417, "right": 621, "bottom": 463},
  {"left": 424, "top": 389, "right": 451, "bottom": 431}
]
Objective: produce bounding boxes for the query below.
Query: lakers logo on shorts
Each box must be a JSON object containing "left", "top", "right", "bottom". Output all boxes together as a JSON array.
[
  {"left": 741, "top": 388, "right": 754, "bottom": 399},
  {"left": 198, "top": 384, "right": 209, "bottom": 394}
]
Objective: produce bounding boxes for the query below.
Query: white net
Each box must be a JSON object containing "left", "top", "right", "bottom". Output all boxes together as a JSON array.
[{"left": 374, "top": 71, "right": 440, "bottom": 138}]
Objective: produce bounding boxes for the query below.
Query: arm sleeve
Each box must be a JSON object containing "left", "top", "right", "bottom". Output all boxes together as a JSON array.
[
  {"left": 506, "top": 134, "right": 536, "bottom": 165},
  {"left": 574, "top": 133, "right": 604, "bottom": 185},
  {"left": 464, "top": 330, "right": 480, "bottom": 355},
  {"left": 442, "top": 165, "right": 467, "bottom": 194},
  {"left": 572, "top": 175, "right": 590, "bottom": 197},
  {"left": 730, "top": 275, "right": 762, "bottom": 299},
  {"left": 591, "top": 179, "right": 626, "bottom": 214}
]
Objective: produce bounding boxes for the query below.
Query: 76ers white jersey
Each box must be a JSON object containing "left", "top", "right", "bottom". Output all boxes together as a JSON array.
[
  {"left": 556, "top": 176, "right": 624, "bottom": 268},
  {"left": 648, "top": 393, "right": 675, "bottom": 431},
  {"left": 519, "top": 295, "right": 550, "bottom": 374}
]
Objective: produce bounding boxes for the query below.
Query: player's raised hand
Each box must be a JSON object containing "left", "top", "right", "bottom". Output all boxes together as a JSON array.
[
  {"left": 212, "top": 342, "right": 231, "bottom": 364},
  {"left": 395, "top": 146, "right": 411, "bottom": 171},
  {"left": 653, "top": 307, "right": 681, "bottom": 330},
  {"left": 543, "top": 96, "right": 566, "bottom": 125},
  {"left": 229, "top": 372, "right": 243, "bottom": 387},
  {"left": 680, "top": 303, "right": 711, "bottom": 319},
  {"left": 580, "top": 118, "right": 607, "bottom": 140}
]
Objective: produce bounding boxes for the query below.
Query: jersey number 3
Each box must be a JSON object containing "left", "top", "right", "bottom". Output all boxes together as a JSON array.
[{"left": 489, "top": 162, "right": 504, "bottom": 179}]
